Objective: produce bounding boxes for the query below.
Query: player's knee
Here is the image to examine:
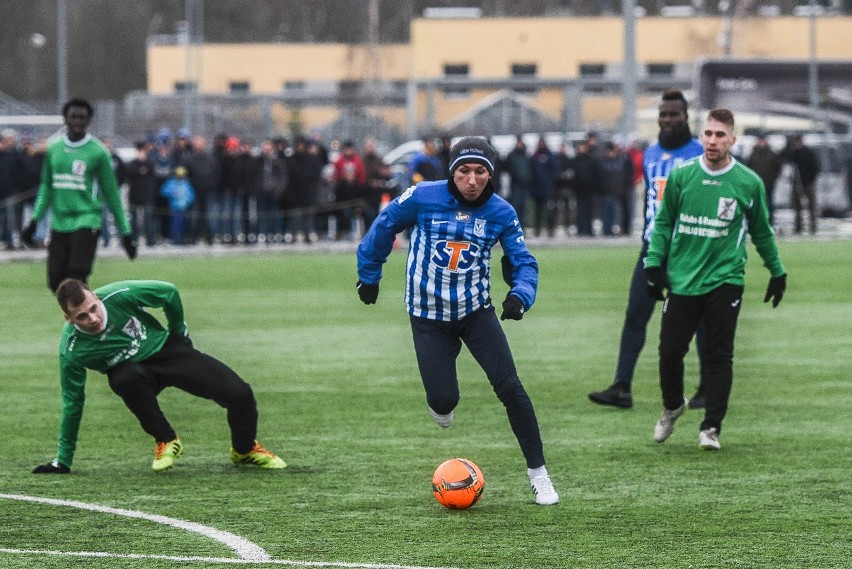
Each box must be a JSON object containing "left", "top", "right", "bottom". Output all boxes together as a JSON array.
[
  {"left": 225, "top": 380, "right": 256, "bottom": 410},
  {"left": 107, "top": 363, "right": 145, "bottom": 396},
  {"left": 658, "top": 345, "right": 678, "bottom": 363},
  {"left": 427, "top": 392, "right": 459, "bottom": 415},
  {"left": 492, "top": 376, "right": 525, "bottom": 404}
]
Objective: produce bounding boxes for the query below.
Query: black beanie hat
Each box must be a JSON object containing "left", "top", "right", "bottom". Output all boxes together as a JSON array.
[{"left": 448, "top": 137, "right": 497, "bottom": 176}]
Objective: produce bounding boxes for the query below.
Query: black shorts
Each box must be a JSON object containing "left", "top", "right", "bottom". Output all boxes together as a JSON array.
[{"left": 47, "top": 228, "right": 100, "bottom": 291}]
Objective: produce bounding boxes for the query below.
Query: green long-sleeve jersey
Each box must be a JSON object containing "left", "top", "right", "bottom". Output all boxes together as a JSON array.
[
  {"left": 32, "top": 133, "right": 131, "bottom": 235},
  {"left": 645, "top": 156, "right": 785, "bottom": 296},
  {"left": 55, "top": 280, "right": 188, "bottom": 467}
]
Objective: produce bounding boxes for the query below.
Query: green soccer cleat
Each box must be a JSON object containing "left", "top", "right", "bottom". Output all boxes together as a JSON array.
[
  {"left": 152, "top": 438, "right": 183, "bottom": 472},
  {"left": 230, "top": 441, "right": 287, "bottom": 469}
]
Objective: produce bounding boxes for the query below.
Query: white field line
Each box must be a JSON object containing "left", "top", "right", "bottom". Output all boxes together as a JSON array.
[
  {"left": 0, "top": 549, "right": 458, "bottom": 568},
  {"left": 0, "top": 493, "right": 460, "bottom": 569},
  {"left": 0, "top": 493, "right": 269, "bottom": 561}
]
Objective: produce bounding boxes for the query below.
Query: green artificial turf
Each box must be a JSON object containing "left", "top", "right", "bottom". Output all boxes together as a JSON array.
[{"left": 0, "top": 239, "right": 849, "bottom": 568}]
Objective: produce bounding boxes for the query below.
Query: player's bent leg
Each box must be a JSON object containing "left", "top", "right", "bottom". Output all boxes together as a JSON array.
[
  {"left": 462, "top": 307, "right": 547, "bottom": 470},
  {"left": 154, "top": 345, "right": 261, "bottom": 453},
  {"left": 410, "top": 315, "right": 462, "bottom": 427},
  {"left": 159, "top": 348, "right": 284, "bottom": 469},
  {"left": 107, "top": 361, "right": 177, "bottom": 443},
  {"left": 494, "top": 380, "right": 546, "bottom": 467}
]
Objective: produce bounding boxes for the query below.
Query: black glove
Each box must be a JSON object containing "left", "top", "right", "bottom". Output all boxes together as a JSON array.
[
  {"left": 357, "top": 280, "right": 379, "bottom": 305},
  {"left": 500, "top": 294, "right": 524, "bottom": 321},
  {"left": 122, "top": 234, "right": 138, "bottom": 260},
  {"left": 645, "top": 266, "right": 669, "bottom": 301},
  {"left": 500, "top": 255, "right": 514, "bottom": 287},
  {"left": 32, "top": 459, "right": 70, "bottom": 474},
  {"left": 21, "top": 220, "right": 37, "bottom": 246},
  {"left": 763, "top": 273, "right": 787, "bottom": 308}
]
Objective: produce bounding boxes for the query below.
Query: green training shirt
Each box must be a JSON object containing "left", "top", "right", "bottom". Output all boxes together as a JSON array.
[
  {"left": 645, "top": 155, "right": 785, "bottom": 296},
  {"left": 55, "top": 280, "right": 188, "bottom": 467},
  {"left": 32, "top": 133, "right": 131, "bottom": 235}
]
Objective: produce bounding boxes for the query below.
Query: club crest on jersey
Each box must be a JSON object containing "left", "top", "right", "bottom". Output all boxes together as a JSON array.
[
  {"left": 717, "top": 197, "right": 736, "bottom": 220},
  {"left": 72, "top": 160, "right": 87, "bottom": 177},
  {"left": 432, "top": 240, "right": 480, "bottom": 272},
  {"left": 121, "top": 317, "right": 146, "bottom": 340},
  {"left": 473, "top": 218, "right": 486, "bottom": 237},
  {"left": 455, "top": 211, "right": 471, "bottom": 222}
]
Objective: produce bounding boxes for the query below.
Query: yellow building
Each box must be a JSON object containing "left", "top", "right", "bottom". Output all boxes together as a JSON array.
[{"left": 146, "top": 15, "right": 852, "bottom": 136}]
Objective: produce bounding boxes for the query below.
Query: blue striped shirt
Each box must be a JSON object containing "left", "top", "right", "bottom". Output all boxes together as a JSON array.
[
  {"left": 642, "top": 138, "right": 704, "bottom": 243},
  {"left": 357, "top": 180, "right": 538, "bottom": 321}
]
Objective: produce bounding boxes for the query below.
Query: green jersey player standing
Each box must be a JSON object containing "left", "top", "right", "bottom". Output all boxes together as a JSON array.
[
  {"left": 644, "top": 108, "right": 787, "bottom": 451},
  {"left": 21, "top": 98, "right": 137, "bottom": 292},
  {"left": 32, "top": 278, "right": 286, "bottom": 474}
]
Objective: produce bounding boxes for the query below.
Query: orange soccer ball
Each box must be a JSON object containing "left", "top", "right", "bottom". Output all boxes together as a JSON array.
[{"left": 431, "top": 458, "right": 485, "bottom": 509}]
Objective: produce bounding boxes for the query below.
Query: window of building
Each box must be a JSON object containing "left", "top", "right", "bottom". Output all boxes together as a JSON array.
[
  {"left": 174, "top": 81, "right": 197, "bottom": 93},
  {"left": 647, "top": 63, "right": 675, "bottom": 76},
  {"left": 229, "top": 81, "right": 250, "bottom": 94},
  {"left": 579, "top": 63, "right": 606, "bottom": 76},
  {"left": 284, "top": 81, "right": 305, "bottom": 91},
  {"left": 511, "top": 63, "right": 537, "bottom": 95},
  {"left": 338, "top": 80, "right": 362, "bottom": 99},
  {"left": 443, "top": 63, "right": 470, "bottom": 98}
]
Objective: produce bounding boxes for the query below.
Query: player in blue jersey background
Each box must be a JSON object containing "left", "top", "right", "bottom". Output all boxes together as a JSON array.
[
  {"left": 588, "top": 89, "right": 709, "bottom": 410},
  {"left": 356, "top": 137, "right": 559, "bottom": 506}
]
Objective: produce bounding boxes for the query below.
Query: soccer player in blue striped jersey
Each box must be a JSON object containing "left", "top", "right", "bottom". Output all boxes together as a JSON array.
[
  {"left": 356, "top": 137, "right": 558, "bottom": 505},
  {"left": 588, "top": 88, "right": 709, "bottom": 410}
]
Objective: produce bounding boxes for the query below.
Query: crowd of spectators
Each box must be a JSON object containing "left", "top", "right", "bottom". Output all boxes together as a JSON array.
[
  {"left": 498, "top": 131, "right": 643, "bottom": 239},
  {"left": 0, "top": 127, "right": 400, "bottom": 249},
  {"left": 0, "top": 126, "right": 822, "bottom": 250}
]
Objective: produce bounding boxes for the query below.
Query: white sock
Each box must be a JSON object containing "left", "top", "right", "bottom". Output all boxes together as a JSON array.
[{"left": 527, "top": 466, "right": 548, "bottom": 480}]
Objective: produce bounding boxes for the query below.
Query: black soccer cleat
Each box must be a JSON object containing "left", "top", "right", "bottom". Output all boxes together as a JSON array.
[{"left": 588, "top": 383, "right": 633, "bottom": 409}]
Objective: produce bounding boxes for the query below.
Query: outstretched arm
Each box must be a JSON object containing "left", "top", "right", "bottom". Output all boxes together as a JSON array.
[{"left": 34, "top": 357, "right": 87, "bottom": 473}]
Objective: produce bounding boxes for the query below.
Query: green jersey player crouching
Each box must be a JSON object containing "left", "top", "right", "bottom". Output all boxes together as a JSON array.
[{"left": 32, "top": 278, "right": 286, "bottom": 474}]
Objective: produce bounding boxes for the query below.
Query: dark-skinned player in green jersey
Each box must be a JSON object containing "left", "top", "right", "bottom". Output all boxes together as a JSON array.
[{"left": 21, "top": 98, "right": 137, "bottom": 292}]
